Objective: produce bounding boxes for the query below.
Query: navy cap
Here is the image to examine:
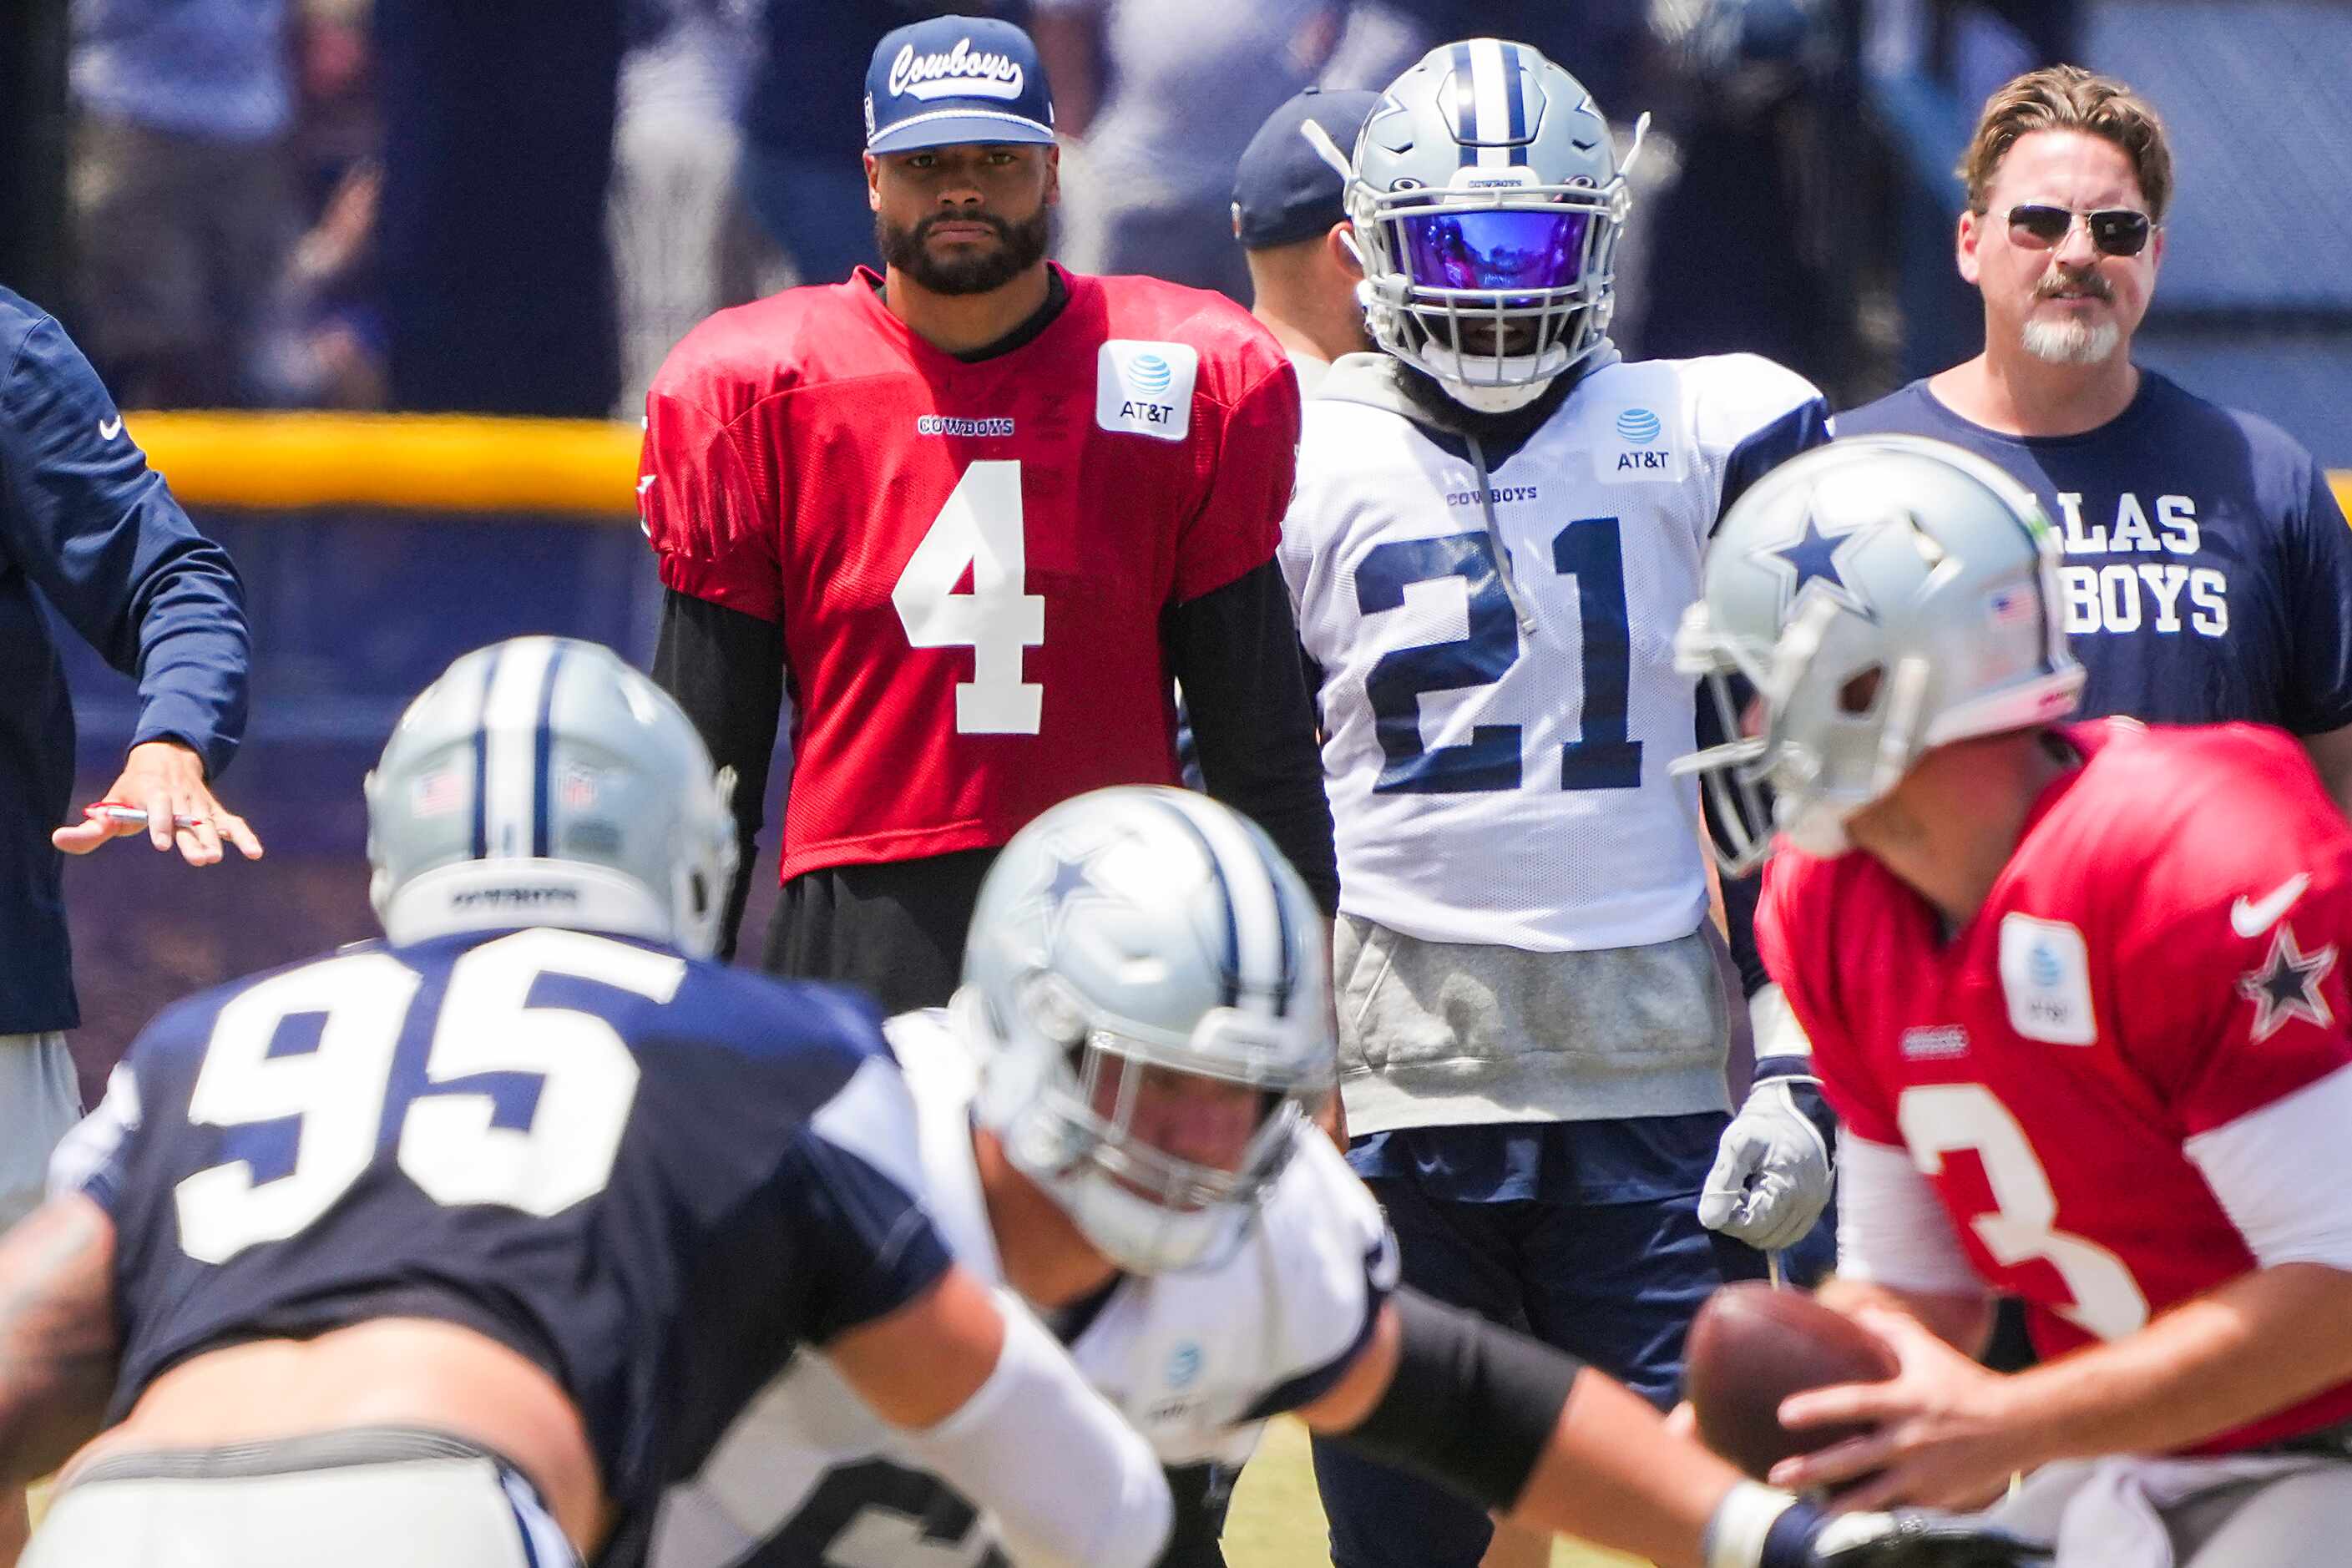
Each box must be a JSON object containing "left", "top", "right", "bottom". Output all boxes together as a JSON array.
[
  {"left": 865, "top": 16, "right": 1055, "bottom": 155},
  {"left": 1232, "top": 88, "right": 1381, "bottom": 250}
]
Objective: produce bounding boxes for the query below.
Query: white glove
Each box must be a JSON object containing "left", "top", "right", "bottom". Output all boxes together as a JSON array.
[{"left": 1700, "top": 1072, "right": 1833, "bottom": 1252}]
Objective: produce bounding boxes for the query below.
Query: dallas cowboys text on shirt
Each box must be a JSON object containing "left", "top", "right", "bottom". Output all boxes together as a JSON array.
[{"left": 2050, "top": 491, "right": 2227, "bottom": 636}]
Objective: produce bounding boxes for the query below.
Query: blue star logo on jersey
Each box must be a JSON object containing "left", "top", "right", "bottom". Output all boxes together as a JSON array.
[
  {"left": 2238, "top": 922, "right": 2336, "bottom": 1042},
  {"left": 1753, "top": 505, "right": 1880, "bottom": 623}
]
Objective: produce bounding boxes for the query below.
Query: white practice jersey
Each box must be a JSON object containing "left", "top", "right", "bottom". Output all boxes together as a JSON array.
[
  {"left": 1281, "top": 351, "right": 1827, "bottom": 949},
  {"left": 650, "top": 1009, "right": 1397, "bottom": 1568}
]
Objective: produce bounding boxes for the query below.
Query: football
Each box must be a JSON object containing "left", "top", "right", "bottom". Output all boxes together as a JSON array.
[{"left": 1685, "top": 1283, "right": 1899, "bottom": 1482}]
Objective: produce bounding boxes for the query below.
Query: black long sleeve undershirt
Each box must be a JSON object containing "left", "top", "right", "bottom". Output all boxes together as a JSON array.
[
  {"left": 653, "top": 558, "right": 1341, "bottom": 964},
  {"left": 1692, "top": 673, "right": 1769, "bottom": 999},
  {"left": 652, "top": 589, "right": 782, "bottom": 959},
  {"left": 1163, "top": 560, "right": 1341, "bottom": 916}
]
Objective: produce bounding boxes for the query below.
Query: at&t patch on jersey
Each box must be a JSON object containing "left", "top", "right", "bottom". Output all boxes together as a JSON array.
[
  {"left": 1998, "top": 913, "right": 2097, "bottom": 1045},
  {"left": 1595, "top": 401, "right": 1689, "bottom": 483},
  {"left": 1097, "top": 341, "right": 1198, "bottom": 441}
]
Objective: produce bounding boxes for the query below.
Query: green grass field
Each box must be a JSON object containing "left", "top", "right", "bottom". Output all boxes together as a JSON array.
[{"left": 1224, "top": 1416, "right": 1648, "bottom": 1568}]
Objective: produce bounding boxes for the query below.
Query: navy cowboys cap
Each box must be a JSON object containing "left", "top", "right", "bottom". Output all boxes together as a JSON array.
[
  {"left": 865, "top": 15, "right": 1055, "bottom": 155},
  {"left": 1232, "top": 88, "right": 1381, "bottom": 250}
]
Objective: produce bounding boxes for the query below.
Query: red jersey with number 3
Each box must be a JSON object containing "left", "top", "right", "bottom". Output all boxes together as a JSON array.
[
  {"left": 639, "top": 264, "right": 1298, "bottom": 879},
  {"left": 1760, "top": 720, "right": 2352, "bottom": 1452}
]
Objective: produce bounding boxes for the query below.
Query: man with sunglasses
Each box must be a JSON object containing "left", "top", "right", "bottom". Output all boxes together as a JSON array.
[
  {"left": 1272, "top": 39, "right": 1842, "bottom": 1568},
  {"left": 1839, "top": 64, "right": 2352, "bottom": 807}
]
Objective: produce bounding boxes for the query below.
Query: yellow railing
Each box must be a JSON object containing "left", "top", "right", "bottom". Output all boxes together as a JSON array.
[
  {"left": 117, "top": 409, "right": 2352, "bottom": 523},
  {"left": 123, "top": 412, "right": 642, "bottom": 517}
]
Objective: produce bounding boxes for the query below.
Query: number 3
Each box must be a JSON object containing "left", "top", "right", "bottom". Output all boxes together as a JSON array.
[
  {"left": 893, "top": 461, "right": 1045, "bottom": 734},
  {"left": 176, "top": 930, "right": 684, "bottom": 1264},
  {"left": 1897, "top": 1083, "right": 2150, "bottom": 1339}
]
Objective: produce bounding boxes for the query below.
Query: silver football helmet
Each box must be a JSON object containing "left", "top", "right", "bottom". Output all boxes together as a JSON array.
[
  {"left": 366, "top": 636, "right": 738, "bottom": 956},
  {"left": 959, "top": 787, "right": 1333, "bottom": 1274},
  {"left": 1673, "top": 436, "right": 2085, "bottom": 872},
  {"left": 1306, "top": 38, "right": 1647, "bottom": 412}
]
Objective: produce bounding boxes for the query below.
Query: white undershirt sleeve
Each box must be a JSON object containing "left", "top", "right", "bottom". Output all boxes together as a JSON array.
[
  {"left": 1833, "top": 1129, "right": 1986, "bottom": 1296},
  {"left": 2184, "top": 1061, "right": 2352, "bottom": 1272}
]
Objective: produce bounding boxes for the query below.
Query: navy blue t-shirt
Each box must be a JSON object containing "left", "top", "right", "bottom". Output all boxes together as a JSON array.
[
  {"left": 65, "top": 927, "right": 952, "bottom": 1559},
  {"left": 1836, "top": 372, "right": 2352, "bottom": 731}
]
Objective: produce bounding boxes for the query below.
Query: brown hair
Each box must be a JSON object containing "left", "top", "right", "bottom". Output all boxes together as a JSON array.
[{"left": 1958, "top": 65, "right": 2174, "bottom": 221}]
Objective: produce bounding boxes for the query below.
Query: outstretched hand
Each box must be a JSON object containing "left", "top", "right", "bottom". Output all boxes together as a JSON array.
[{"left": 53, "top": 741, "right": 263, "bottom": 866}]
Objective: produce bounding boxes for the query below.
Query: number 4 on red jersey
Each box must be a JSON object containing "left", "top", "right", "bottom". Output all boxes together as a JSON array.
[{"left": 636, "top": 266, "right": 1300, "bottom": 880}]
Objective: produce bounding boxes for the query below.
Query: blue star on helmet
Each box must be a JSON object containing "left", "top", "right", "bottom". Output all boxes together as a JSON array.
[
  {"left": 1030, "top": 840, "right": 1122, "bottom": 950},
  {"left": 1044, "top": 852, "right": 1095, "bottom": 908},
  {"left": 1752, "top": 506, "right": 1879, "bottom": 623},
  {"left": 2238, "top": 923, "right": 2337, "bottom": 1043}
]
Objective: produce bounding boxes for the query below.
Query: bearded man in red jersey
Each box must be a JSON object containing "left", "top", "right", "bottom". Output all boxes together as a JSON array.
[{"left": 637, "top": 14, "right": 1335, "bottom": 1013}]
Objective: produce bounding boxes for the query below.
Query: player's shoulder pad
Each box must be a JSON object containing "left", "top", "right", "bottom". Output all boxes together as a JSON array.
[
  {"left": 645, "top": 283, "right": 867, "bottom": 414},
  {"left": 2081, "top": 721, "right": 2347, "bottom": 886},
  {"left": 113, "top": 943, "right": 367, "bottom": 1086},
  {"left": 1669, "top": 352, "right": 1828, "bottom": 451},
  {"left": 1083, "top": 271, "right": 1292, "bottom": 400},
  {"left": 1292, "top": 352, "right": 1440, "bottom": 483},
  {"left": 677, "top": 964, "right": 897, "bottom": 1067},
  {"left": 1241, "top": 1130, "right": 1398, "bottom": 1352}
]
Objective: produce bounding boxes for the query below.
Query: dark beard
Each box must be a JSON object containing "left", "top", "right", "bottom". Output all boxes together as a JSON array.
[{"left": 876, "top": 206, "right": 1052, "bottom": 296}]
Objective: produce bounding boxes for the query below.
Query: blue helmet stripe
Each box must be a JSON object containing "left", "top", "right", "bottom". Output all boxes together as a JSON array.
[
  {"left": 1150, "top": 796, "right": 1242, "bottom": 1006},
  {"left": 1500, "top": 43, "right": 1528, "bottom": 144},
  {"left": 1450, "top": 42, "right": 1479, "bottom": 166},
  {"left": 531, "top": 642, "right": 566, "bottom": 858},
  {"left": 470, "top": 645, "right": 501, "bottom": 862}
]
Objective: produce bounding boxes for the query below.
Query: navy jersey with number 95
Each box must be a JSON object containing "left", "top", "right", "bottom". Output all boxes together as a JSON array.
[{"left": 56, "top": 926, "right": 952, "bottom": 1557}]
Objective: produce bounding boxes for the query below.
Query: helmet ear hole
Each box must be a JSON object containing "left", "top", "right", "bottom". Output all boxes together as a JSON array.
[{"left": 1839, "top": 665, "right": 1885, "bottom": 716}]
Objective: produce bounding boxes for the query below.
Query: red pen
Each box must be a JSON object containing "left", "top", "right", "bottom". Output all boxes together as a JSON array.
[{"left": 83, "top": 802, "right": 210, "bottom": 830}]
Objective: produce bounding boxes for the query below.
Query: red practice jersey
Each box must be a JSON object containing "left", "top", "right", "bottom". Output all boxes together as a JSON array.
[
  {"left": 640, "top": 264, "right": 1298, "bottom": 880},
  {"left": 1761, "top": 720, "right": 2352, "bottom": 1452}
]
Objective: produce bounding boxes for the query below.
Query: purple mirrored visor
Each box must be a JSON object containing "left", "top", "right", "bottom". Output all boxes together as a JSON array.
[{"left": 1392, "top": 209, "right": 1592, "bottom": 292}]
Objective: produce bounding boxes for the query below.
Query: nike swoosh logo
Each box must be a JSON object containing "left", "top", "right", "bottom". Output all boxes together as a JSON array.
[
  {"left": 2232, "top": 873, "right": 2311, "bottom": 939},
  {"left": 99, "top": 417, "right": 123, "bottom": 440}
]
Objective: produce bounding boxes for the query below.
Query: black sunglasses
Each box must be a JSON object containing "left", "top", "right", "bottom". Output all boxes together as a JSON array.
[{"left": 2004, "top": 203, "right": 2153, "bottom": 257}]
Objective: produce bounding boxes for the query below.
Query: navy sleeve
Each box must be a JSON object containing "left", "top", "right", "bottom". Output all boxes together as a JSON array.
[
  {"left": 1717, "top": 395, "right": 1833, "bottom": 529},
  {"left": 0, "top": 315, "right": 250, "bottom": 778},
  {"left": 761, "top": 1018, "right": 955, "bottom": 1347},
  {"left": 1165, "top": 559, "right": 1341, "bottom": 915},
  {"left": 1693, "top": 675, "right": 1772, "bottom": 998},
  {"left": 783, "top": 1125, "right": 955, "bottom": 1346},
  {"left": 651, "top": 588, "right": 784, "bottom": 958},
  {"left": 2280, "top": 465, "right": 2352, "bottom": 736}
]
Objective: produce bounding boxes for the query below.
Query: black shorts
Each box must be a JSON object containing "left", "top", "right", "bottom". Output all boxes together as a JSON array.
[{"left": 762, "top": 847, "right": 1001, "bottom": 1017}]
